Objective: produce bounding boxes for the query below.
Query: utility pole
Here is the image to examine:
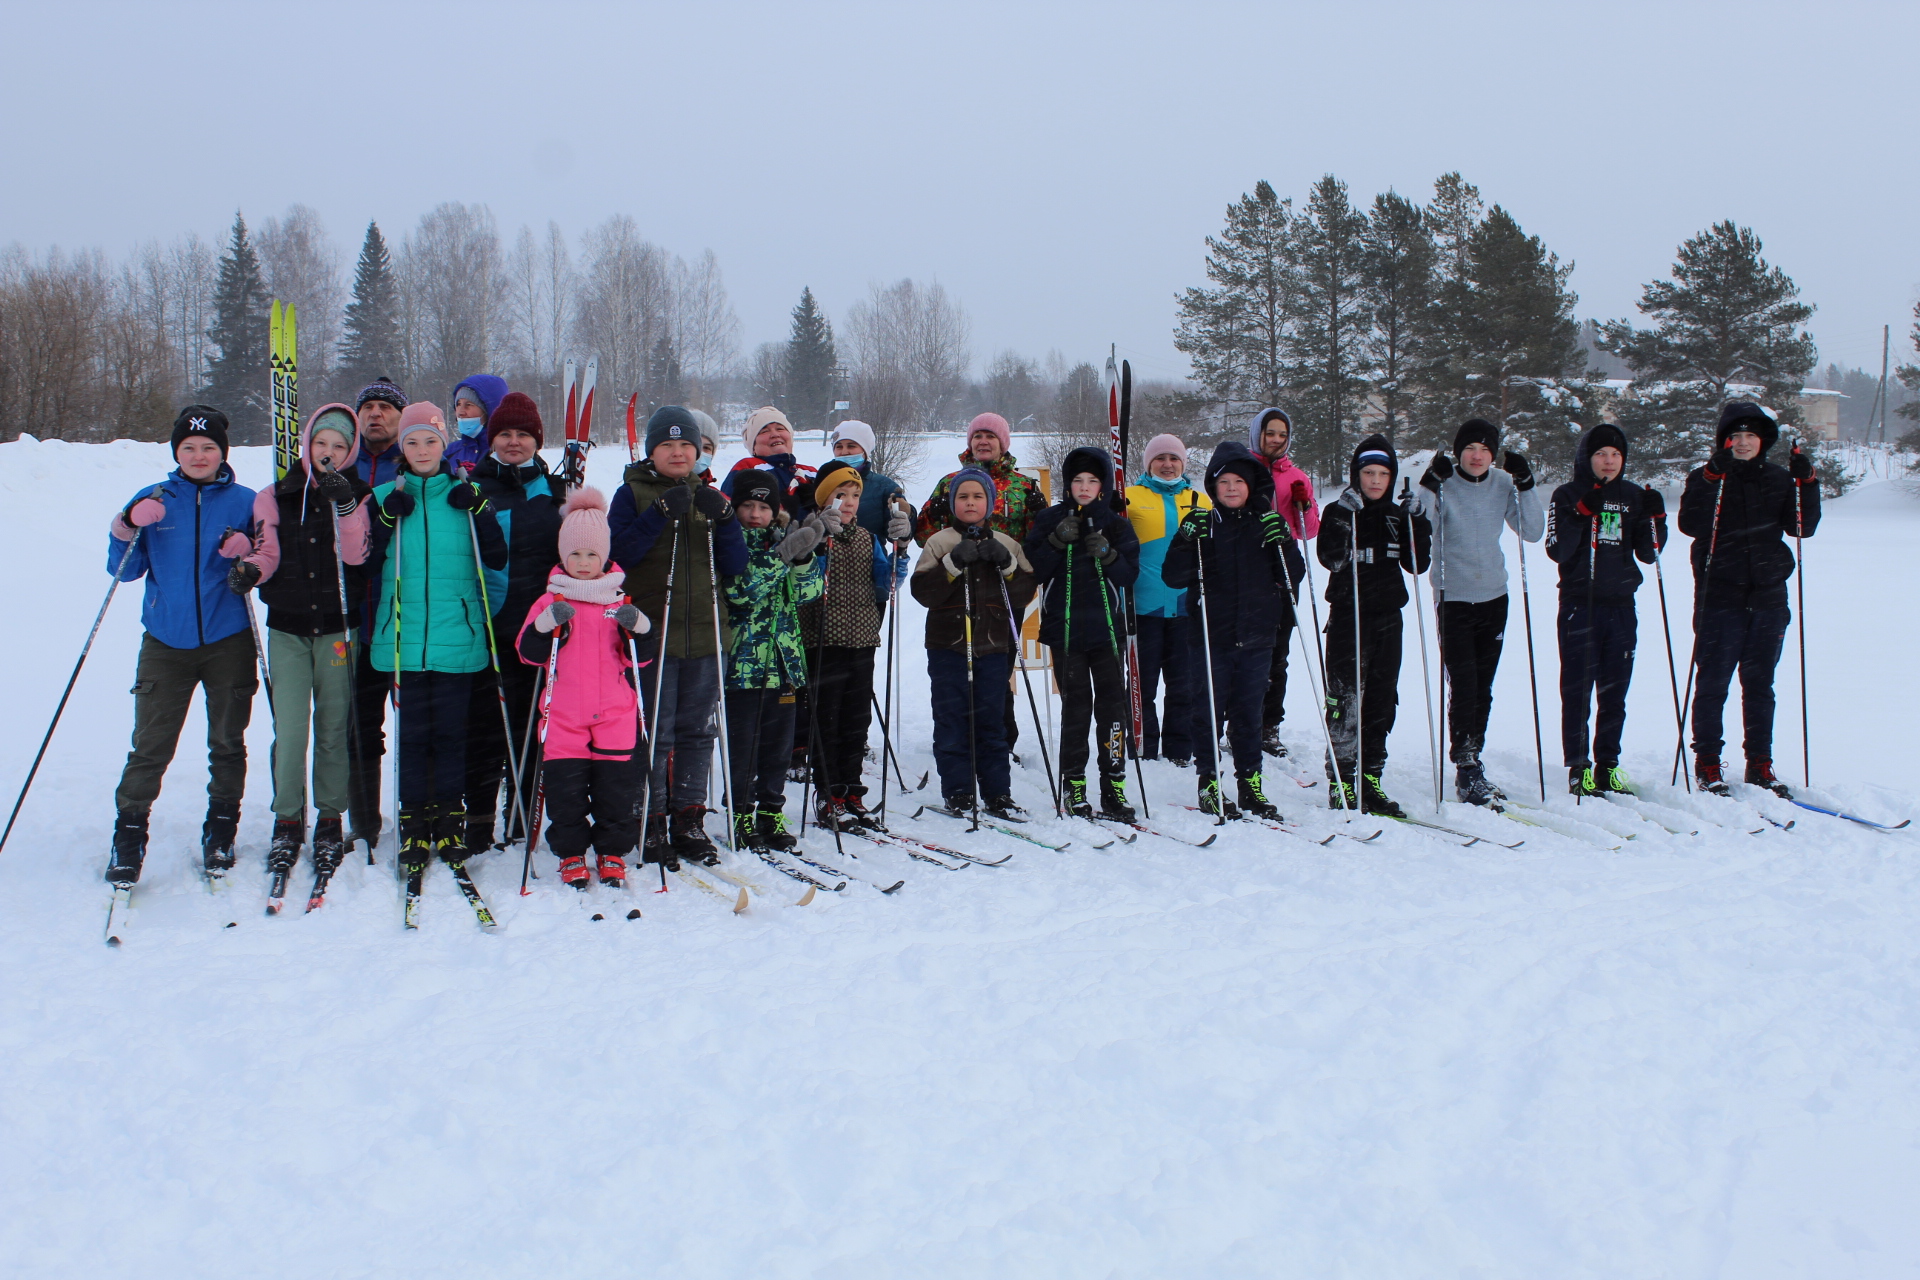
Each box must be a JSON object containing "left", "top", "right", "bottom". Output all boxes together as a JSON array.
[{"left": 1877, "top": 324, "right": 1891, "bottom": 447}]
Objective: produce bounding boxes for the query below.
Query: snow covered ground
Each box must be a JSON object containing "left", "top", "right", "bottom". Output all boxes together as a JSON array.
[{"left": 2, "top": 435, "right": 1918, "bottom": 1278}]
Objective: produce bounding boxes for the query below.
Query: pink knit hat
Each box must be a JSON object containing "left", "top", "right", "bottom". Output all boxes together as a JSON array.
[
  {"left": 557, "top": 486, "right": 611, "bottom": 564},
  {"left": 397, "top": 402, "right": 449, "bottom": 449},
  {"left": 1144, "top": 433, "right": 1187, "bottom": 467},
  {"left": 967, "top": 412, "right": 1011, "bottom": 454}
]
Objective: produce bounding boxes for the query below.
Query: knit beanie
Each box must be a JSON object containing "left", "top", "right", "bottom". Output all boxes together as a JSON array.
[
  {"left": 966, "top": 412, "right": 1011, "bottom": 455},
  {"left": 397, "top": 402, "right": 449, "bottom": 449},
  {"left": 309, "top": 408, "right": 356, "bottom": 448},
  {"left": 1143, "top": 433, "right": 1187, "bottom": 467},
  {"left": 1348, "top": 433, "right": 1399, "bottom": 492},
  {"left": 731, "top": 471, "right": 780, "bottom": 511},
  {"left": 948, "top": 466, "right": 997, "bottom": 522},
  {"left": 1453, "top": 418, "right": 1500, "bottom": 456},
  {"left": 645, "top": 405, "right": 701, "bottom": 456},
  {"left": 689, "top": 409, "right": 720, "bottom": 451},
  {"left": 170, "top": 404, "right": 231, "bottom": 459},
  {"left": 486, "top": 391, "right": 544, "bottom": 450},
  {"left": 356, "top": 376, "right": 408, "bottom": 412},
  {"left": 815, "top": 458, "right": 864, "bottom": 508},
  {"left": 744, "top": 405, "right": 794, "bottom": 451},
  {"left": 556, "top": 486, "right": 611, "bottom": 564},
  {"left": 832, "top": 420, "right": 877, "bottom": 454}
]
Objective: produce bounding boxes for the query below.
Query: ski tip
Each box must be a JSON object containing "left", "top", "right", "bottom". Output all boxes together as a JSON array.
[
  {"left": 795, "top": 886, "right": 817, "bottom": 907},
  {"left": 1197, "top": 834, "right": 1218, "bottom": 847},
  {"left": 628, "top": 907, "right": 644, "bottom": 920},
  {"left": 264, "top": 901, "right": 283, "bottom": 917},
  {"left": 224, "top": 921, "right": 237, "bottom": 929},
  {"left": 732, "top": 888, "right": 749, "bottom": 914},
  {"left": 1317, "top": 834, "right": 1338, "bottom": 846},
  {"left": 881, "top": 880, "right": 905, "bottom": 894},
  {"left": 106, "top": 936, "right": 123, "bottom": 947},
  {"left": 591, "top": 913, "right": 605, "bottom": 921}
]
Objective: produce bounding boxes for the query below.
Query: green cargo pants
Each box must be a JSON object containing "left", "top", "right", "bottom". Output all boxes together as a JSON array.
[
  {"left": 113, "top": 629, "right": 258, "bottom": 815},
  {"left": 269, "top": 629, "right": 356, "bottom": 821}
]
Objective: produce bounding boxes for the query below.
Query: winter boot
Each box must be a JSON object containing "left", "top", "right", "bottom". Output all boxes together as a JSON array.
[
  {"left": 815, "top": 794, "right": 858, "bottom": 832},
  {"left": 1099, "top": 774, "right": 1137, "bottom": 823},
  {"left": 843, "top": 792, "right": 882, "bottom": 831},
  {"left": 1165, "top": 754, "right": 1193, "bottom": 770},
  {"left": 1361, "top": 774, "right": 1406, "bottom": 819},
  {"left": 556, "top": 854, "right": 591, "bottom": 890},
  {"left": 1455, "top": 762, "right": 1498, "bottom": 807},
  {"left": 1569, "top": 765, "right": 1599, "bottom": 798},
  {"left": 432, "top": 808, "right": 469, "bottom": 863},
  {"left": 201, "top": 798, "right": 240, "bottom": 872},
  {"left": 1695, "top": 757, "right": 1731, "bottom": 797},
  {"left": 756, "top": 807, "right": 797, "bottom": 851},
  {"left": 105, "top": 810, "right": 148, "bottom": 885},
  {"left": 641, "top": 811, "right": 678, "bottom": 870},
  {"left": 671, "top": 806, "right": 720, "bottom": 866},
  {"left": 1260, "top": 726, "right": 1288, "bottom": 759},
  {"left": 311, "top": 817, "right": 346, "bottom": 874},
  {"left": 1062, "top": 776, "right": 1093, "bottom": 819},
  {"left": 268, "top": 818, "right": 304, "bottom": 872},
  {"left": 398, "top": 809, "right": 434, "bottom": 872},
  {"left": 942, "top": 792, "right": 975, "bottom": 815},
  {"left": 734, "top": 810, "right": 767, "bottom": 851},
  {"left": 1197, "top": 776, "right": 1240, "bottom": 820},
  {"left": 1595, "top": 763, "right": 1634, "bottom": 795},
  {"left": 463, "top": 812, "right": 497, "bottom": 859},
  {"left": 1235, "top": 771, "right": 1280, "bottom": 821},
  {"left": 596, "top": 854, "right": 627, "bottom": 887},
  {"left": 1745, "top": 759, "right": 1791, "bottom": 799},
  {"left": 984, "top": 795, "right": 1028, "bottom": 822}
]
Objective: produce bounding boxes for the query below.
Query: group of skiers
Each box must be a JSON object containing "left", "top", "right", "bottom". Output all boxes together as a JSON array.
[{"left": 95, "top": 382, "right": 1821, "bottom": 896}]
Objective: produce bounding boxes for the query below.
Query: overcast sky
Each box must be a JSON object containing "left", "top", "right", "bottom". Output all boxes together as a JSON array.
[{"left": 4, "top": 0, "right": 1914, "bottom": 382}]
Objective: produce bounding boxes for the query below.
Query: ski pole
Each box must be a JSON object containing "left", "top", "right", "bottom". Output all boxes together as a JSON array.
[
  {"left": 798, "top": 544, "right": 848, "bottom": 859},
  {"left": 1514, "top": 521, "right": 1546, "bottom": 802},
  {"left": 1272, "top": 497, "right": 1346, "bottom": 810},
  {"left": 1115, "top": 573, "right": 1152, "bottom": 820},
  {"left": 522, "top": 622, "right": 561, "bottom": 895},
  {"left": 469, "top": 508, "right": 533, "bottom": 855},
  {"left": 0, "top": 518, "right": 147, "bottom": 856},
  {"left": 1580, "top": 510, "right": 1599, "bottom": 803},
  {"left": 1351, "top": 509, "right": 1365, "bottom": 815},
  {"left": 389, "top": 486, "right": 405, "bottom": 860},
  {"left": 1673, "top": 472, "right": 1726, "bottom": 787},
  {"left": 1433, "top": 480, "right": 1448, "bottom": 779},
  {"left": 879, "top": 497, "right": 904, "bottom": 826},
  {"left": 1792, "top": 444, "right": 1809, "bottom": 788},
  {"left": 1402, "top": 481, "right": 1441, "bottom": 813},
  {"left": 1001, "top": 569, "right": 1060, "bottom": 819},
  {"left": 638, "top": 516, "right": 681, "bottom": 877},
  {"left": 231, "top": 524, "right": 275, "bottom": 715},
  {"left": 1652, "top": 528, "right": 1688, "bottom": 793},
  {"left": 1297, "top": 494, "right": 1333, "bottom": 702},
  {"left": 1191, "top": 507, "right": 1225, "bottom": 825},
  {"left": 326, "top": 477, "right": 367, "bottom": 854},
  {"left": 962, "top": 547, "right": 982, "bottom": 830},
  {"left": 705, "top": 514, "right": 741, "bottom": 853}
]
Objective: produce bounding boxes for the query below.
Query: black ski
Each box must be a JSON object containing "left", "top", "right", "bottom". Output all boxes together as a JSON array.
[
  {"left": 402, "top": 863, "right": 425, "bottom": 929},
  {"left": 305, "top": 866, "right": 338, "bottom": 912},
  {"left": 842, "top": 827, "right": 970, "bottom": 869},
  {"left": 912, "top": 805, "right": 1062, "bottom": 851},
  {"left": 1103, "top": 813, "right": 1220, "bottom": 847},
  {"left": 448, "top": 862, "right": 499, "bottom": 929},
  {"left": 265, "top": 869, "right": 290, "bottom": 916},
  {"left": 754, "top": 848, "right": 847, "bottom": 892}
]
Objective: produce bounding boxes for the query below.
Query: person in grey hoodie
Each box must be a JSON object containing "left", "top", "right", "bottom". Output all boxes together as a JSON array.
[{"left": 1412, "top": 418, "right": 1545, "bottom": 805}]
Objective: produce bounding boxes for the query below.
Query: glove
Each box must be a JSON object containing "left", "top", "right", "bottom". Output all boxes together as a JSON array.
[
  {"left": 1336, "top": 489, "right": 1364, "bottom": 511},
  {"left": 1083, "top": 530, "right": 1114, "bottom": 563},
  {"left": 1642, "top": 488, "right": 1665, "bottom": 518},
  {"left": 1706, "top": 447, "right": 1734, "bottom": 479},
  {"left": 817, "top": 504, "right": 844, "bottom": 537},
  {"left": 1048, "top": 512, "right": 1083, "bottom": 549},
  {"left": 1789, "top": 445, "right": 1813, "bottom": 482},
  {"left": 1501, "top": 451, "right": 1534, "bottom": 490},
  {"left": 776, "top": 523, "right": 822, "bottom": 565},
  {"left": 1575, "top": 482, "right": 1607, "bottom": 519},
  {"left": 949, "top": 536, "right": 984, "bottom": 566},
  {"left": 1176, "top": 511, "right": 1211, "bottom": 541},
  {"left": 614, "top": 602, "right": 648, "bottom": 634},
  {"left": 656, "top": 487, "right": 694, "bottom": 519},
  {"left": 447, "top": 481, "right": 486, "bottom": 512},
  {"left": 885, "top": 507, "right": 912, "bottom": 544},
  {"left": 226, "top": 560, "right": 260, "bottom": 594},
  {"left": 1421, "top": 453, "right": 1453, "bottom": 491},
  {"left": 123, "top": 492, "right": 166, "bottom": 527},
  {"left": 1289, "top": 479, "right": 1312, "bottom": 510},
  {"left": 693, "top": 485, "right": 732, "bottom": 520},
  {"left": 534, "top": 600, "right": 576, "bottom": 633},
  {"left": 382, "top": 488, "right": 416, "bottom": 520},
  {"left": 1259, "top": 510, "right": 1289, "bottom": 547},
  {"left": 217, "top": 530, "right": 252, "bottom": 559},
  {"left": 978, "top": 535, "right": 1013, "bottom": 570},
  {"left": 314, "top": 466, "right": 355, "bottom": 508}
]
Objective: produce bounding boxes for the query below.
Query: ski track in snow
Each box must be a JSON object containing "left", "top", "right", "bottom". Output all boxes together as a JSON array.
[{"left": 2, "top": 437, "right": 1919, "bottom": 1278}]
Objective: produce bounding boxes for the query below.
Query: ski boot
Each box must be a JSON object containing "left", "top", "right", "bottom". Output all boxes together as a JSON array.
[
  {"left": 397, "top": 809, "right": 435, "bottom": 873},
  {"left": 984, "top": 795, "right": 1028, "bottom": 822},
  {"left": 1745, "top": 759, "right": 1791, "bottom": 799},
  {"left": 311, "top": 817, "right": 346, "bottom": 875},
  {"left": 1099, "top": 775, "right": 1137, "bottom": 823},
  {"left": 1235, "top": 771, "right": 1280, "bottom": 821},
  {"left": 842, "top": 792, "right": 882, "bottom": 831},
  {"left": 642, "top": 811, "right": 678, "bottom": 872},
  {"left": 105, "top": 810, "right": 148, "bottom": 885},
  {"left": 463, "top": 813, "right": 497, "bottom": 860},
  {"left": 1260, "top": 726, "right": 1288, "bottom": 759},
  {"left": 1360, "top": 774, "right": 1406, "bottom": 819},
  {"left": 1569, "top": 765, "right": 1599, "bottom": 798},
  {"left": 1695, "top": 757, "right": 1731, "bottom": 798},
  {"left": 814, "top": 794, "right": 859, "bottom": 832},
  {"left": 756, "top": 807, "right": 797, "bottom": 851},
  {"left": 1595, "top": 763, "right": 1634, "bottom": 795},
  {"left": 432, "top": 808, "right": 469, "bottom": 863},
  {"left": 942, "top": 793, "right": 975, "bottom": 817},
  {"left": 735, "top": 810, "right": 768, "bottom": 852},
  {"left": 671, "top": 806, "right": 720, "bottom": 867},
  {"left": 1328, "top": 775, "right": 1360, "bottom": 812},
  {"left": 201, "top": 798, "right": 240, "bottom": 874},
  {"left": 596, "top": 854, "right": 627, "bottom": 888},
  {"left": 1063, "top": 776, "right": 1094, "bottom": 819},
  {"left": 268, "top": 818, "right": 304, "bottom": 873},
  {"left": 1455, "top": 762, "right": 1499, "bottom": 807},
  {"left": 1197, "top": 776, "right": 1240, "bottom": 820},
  {"left": 1165, "top": 755, "right": 1193, "bottom": 770},
  {"left": 556, "top": 854, "right": 591, "bottom": 890}
]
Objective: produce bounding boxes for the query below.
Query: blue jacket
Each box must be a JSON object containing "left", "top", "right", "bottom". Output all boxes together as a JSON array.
[
  {"left": 107, "top": 465, "right": 260, "bottom": 650},
  {"left": 850, "top": 462, "right": 906, "bottom": 545},
  {"left": 355, "top": 440, "right": 404, "bottom": 490}
]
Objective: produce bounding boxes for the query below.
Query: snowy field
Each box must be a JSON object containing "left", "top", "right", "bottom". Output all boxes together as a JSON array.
[{"left": 2, "top": 434, "right": 1918, "bottom": 1278}]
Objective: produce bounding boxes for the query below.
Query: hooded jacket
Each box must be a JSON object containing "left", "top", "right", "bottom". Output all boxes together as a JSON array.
[
  {"left": 1677, "top": 402, "right": 1820, "bottom": 611},
  {"left": 445, "top": 374, "right": 510, "bottom": 475},
  {"left": 107, "top": 463, "right": 260, "bottom": 651},
  {"left": 909, "top": 482, "right": 1037, "bottom": 655},
  {"left": 1125, "top": 470, "right": 1211, "bottom": 619},
  {"left": 364, "top": 465, "right": 509, "bottom": 673},
  {"left": 1247, "top": 407, "right": 1321, "bottom": 540},
  {"left": 1546, "top": 424, "right": 1662, "bottom": 606},
  {"left": 245, "top": 404, "right": 374, "bottom": 636},
  {"left": 1024, "top": 447, "right": 1142, "bottom": 653},
  {"left": 913, "top": 449, "right": 1046, "bottom": 547},
  {"left": 608, "top": 458, "right": 749, "bottom": 660},
  {"left": 724, "top": 523, "right": 826, "bottom": 689},
  {"left": 843, "top": 458, "right": 906, "bottom": 545},
  {"left": 1161, "top": 442, "right": 1299, "bottom": 648},
  {"left": 1317, "top": 434, "right": 1431, "bottom": 615},
  {"left": 471, "top": 453, "right": 563, "bottom": 629},
  {"left": 513, "top": 563, "right": 643, "bottom": 750}
]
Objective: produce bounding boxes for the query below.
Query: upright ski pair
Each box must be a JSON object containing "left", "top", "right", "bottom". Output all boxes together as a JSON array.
[
  {"left": 270, "top": 299, "right": 300, "bottom": 481},
  {"left": 558, "top": 357, "right": 598, "bottom": 490}
]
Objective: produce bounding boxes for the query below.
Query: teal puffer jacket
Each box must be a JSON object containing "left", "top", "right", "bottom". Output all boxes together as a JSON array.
[{"left": 366, "top": 470, "right": 508, "bottom": 674}]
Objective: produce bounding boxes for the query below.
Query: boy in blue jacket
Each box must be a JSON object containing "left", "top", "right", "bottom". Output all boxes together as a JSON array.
[{"left": 104, "top": 406, "right": 263, "bottom": 884}]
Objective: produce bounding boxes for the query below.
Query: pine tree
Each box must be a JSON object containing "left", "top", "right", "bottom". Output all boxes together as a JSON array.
[
  {"left": 1360, "top": 190, "right": 1436, "bottom": 446},
  {"left": 783, "top": 287, "right": 838, "bottom": 433},
  {"left": 202, "top": 211, "right": 271, "bottom": 442},
  {"left": 1279, "top": 175, "right": 1373, "bottom": 479},
  {"left": 1600, "top": 221, "right": 1816, "bottom": 468},
  {"left": 337, "top": 221, "right": 400, "bottom": 396},
  {"left": 644, "top": 335, "right": 684, "bottom": 416},
  {"left": 1175, "top": 180, "right": 1292, "bottom": 427}
]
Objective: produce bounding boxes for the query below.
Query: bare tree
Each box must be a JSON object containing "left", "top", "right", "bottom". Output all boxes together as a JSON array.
[
  {"left": 844, "top": 277, "right": 973, "bottom": 435},
  {"left": 256, "top": 204, "right": 346, "bottom": 383},
  {"left": 573, "top": 214, "right": 673, "bottom": 424},
  {"left": 501, "top": 221, "right": 576, "bottom": 423},
  {"left": 398, "top": 201, "right": 502, "bottom": 397},
  {"left": 672, "top": 248, "right": 741, "bottom": 407}
]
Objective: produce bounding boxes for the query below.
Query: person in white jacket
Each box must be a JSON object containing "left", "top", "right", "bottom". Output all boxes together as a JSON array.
[{"left": 1412, "top": 418, "right": 1546, "bottom": 805}]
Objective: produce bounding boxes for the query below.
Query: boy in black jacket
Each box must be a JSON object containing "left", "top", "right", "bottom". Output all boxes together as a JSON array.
[
  {"left": 1162, "top": 442, "right": 1302, "bottom": 820},
  {"left": 1317, "top": 435, "right": 1432, "bottom": 818},
  {"left": 1024, "top": 447, "right": 1142, "bottom": 821},
  {"left": 1678, "top": 401, "right": 1820, "bottom": 797},
  {"left": 1546, "top": 424, "right": 1664, "bottom": 796}
]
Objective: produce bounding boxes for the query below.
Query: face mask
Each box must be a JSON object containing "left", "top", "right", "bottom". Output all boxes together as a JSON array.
[
  {"left": 839, "top": 451, "right": 866, "bottom": 467},
  {"left": 697, "top": 454, "right": 713, "bottom": 474},
  {"left": 456, "top": 415, "right": 484, "bottom": 438}
]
